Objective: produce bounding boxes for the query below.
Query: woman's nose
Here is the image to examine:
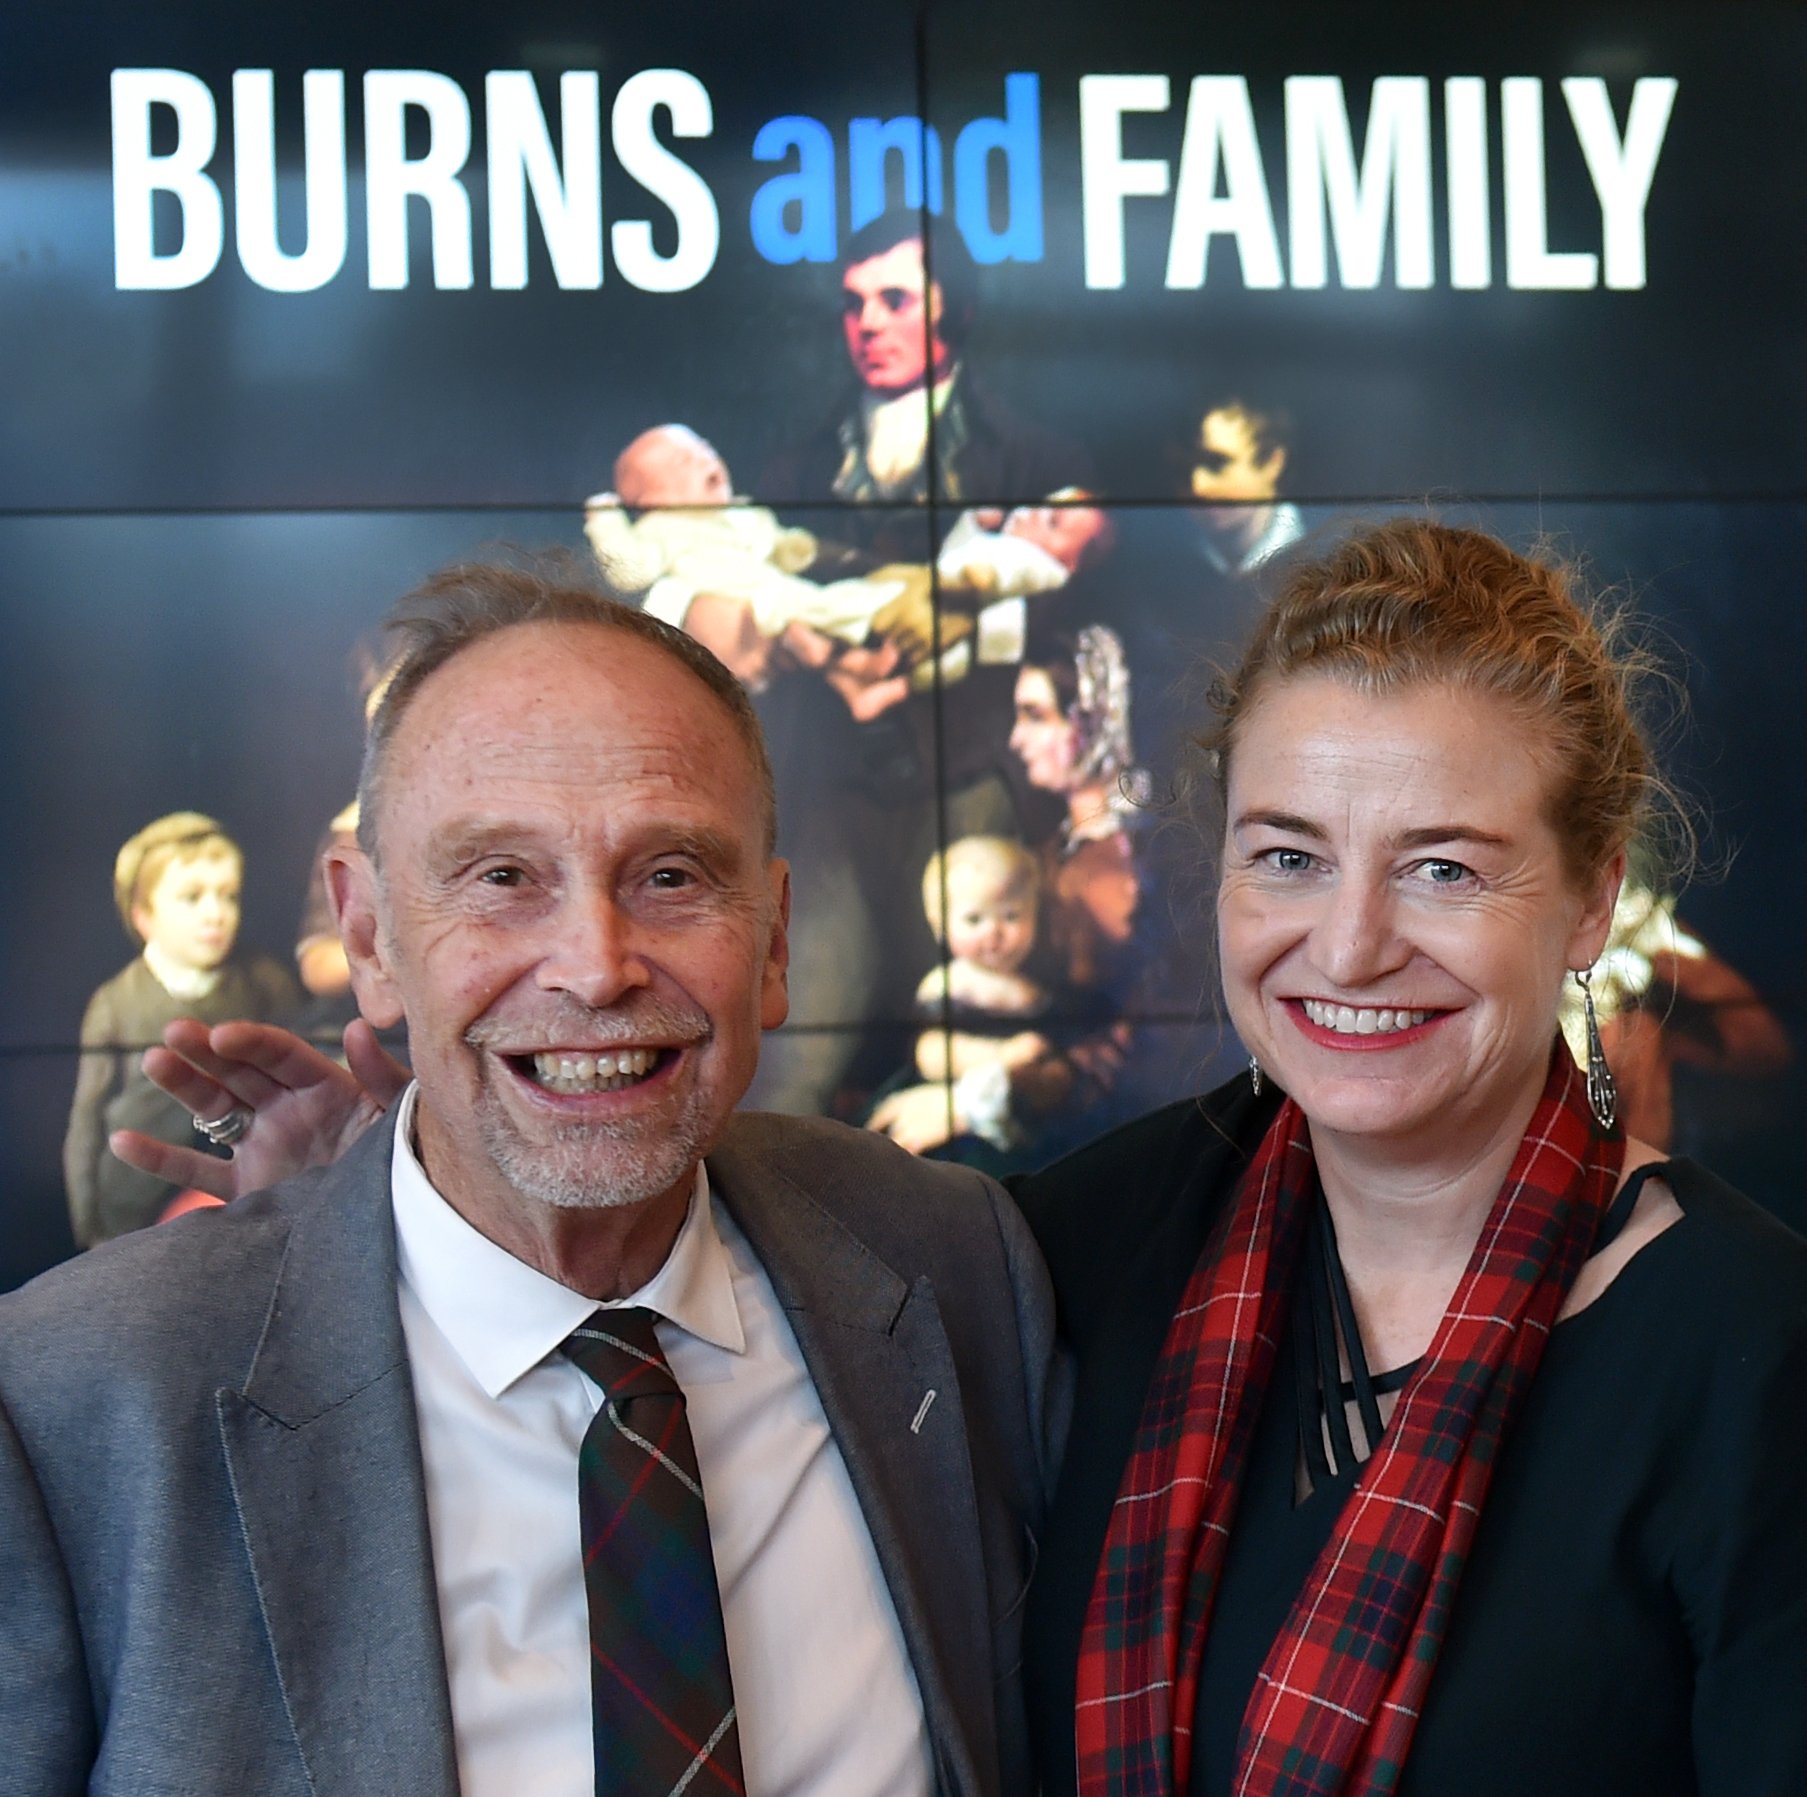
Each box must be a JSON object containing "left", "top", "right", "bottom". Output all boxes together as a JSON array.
[{"left": 1313, "top": 879, "right": 1405, "bottom": 988}]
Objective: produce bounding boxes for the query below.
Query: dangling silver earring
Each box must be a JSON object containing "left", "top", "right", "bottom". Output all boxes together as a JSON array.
[
  {"left": 1248, "top": 1054, "right": 1263, "bottom": 1097},
  {"left": 1574, "top": 967, "right": 1617, "bottom": 1132}
]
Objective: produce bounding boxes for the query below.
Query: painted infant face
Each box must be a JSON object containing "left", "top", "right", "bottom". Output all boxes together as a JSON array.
[
  {"left": 943, "top": 854, "right": 1037, "bottom": 976},
  {"left": 617, "top": 427, "right": 733, "bottom": 508}
]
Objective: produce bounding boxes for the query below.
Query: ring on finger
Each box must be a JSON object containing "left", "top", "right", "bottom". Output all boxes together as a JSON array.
[{"left": 194, "top": 1104, "right": 254, "bottom": 1149}]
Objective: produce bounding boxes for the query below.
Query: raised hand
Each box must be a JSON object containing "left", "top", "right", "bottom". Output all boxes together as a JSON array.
[{"left": 109, "top": 1017, "right": 407, "bottom": 1201}]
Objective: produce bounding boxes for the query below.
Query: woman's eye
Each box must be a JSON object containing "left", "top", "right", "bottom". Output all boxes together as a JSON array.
[
  {"left": 1416, "top": 858, "right": 1472, "bottom": 885},
  {"left": 1264, "top": 848, "right": 1314, "bottom": 873}
]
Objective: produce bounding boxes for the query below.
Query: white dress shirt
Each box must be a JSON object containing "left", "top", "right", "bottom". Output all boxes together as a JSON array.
[{"left": 390, "top": 1085, "right": 933, "bottom": 1797}]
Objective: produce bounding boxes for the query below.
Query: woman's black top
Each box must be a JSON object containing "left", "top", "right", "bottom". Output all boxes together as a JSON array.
[{"left": 1011, "top": 1076, "right": 1807, "bottom": 1797}]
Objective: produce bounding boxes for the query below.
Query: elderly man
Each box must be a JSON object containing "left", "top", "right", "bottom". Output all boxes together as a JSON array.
[{"left": 0, "top": 564, "right": 1054, "bottom": 1797}]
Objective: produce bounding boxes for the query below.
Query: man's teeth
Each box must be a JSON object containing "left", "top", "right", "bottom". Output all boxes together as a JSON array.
[
  {"left": 531, "top": 1049, "right": 659, "bottom": 1093},
  {"left": 1301, "top": 1000, "right": 1432, "bottom": 1036}
]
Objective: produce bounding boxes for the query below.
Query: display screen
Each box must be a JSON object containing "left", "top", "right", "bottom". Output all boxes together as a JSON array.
[{"left": 4, "top": 0, "right": 1803, "bottom": 1282}]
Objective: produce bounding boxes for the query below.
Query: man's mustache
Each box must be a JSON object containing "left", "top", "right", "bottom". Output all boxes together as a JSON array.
[{"left": 464, "top": 991, "right": 710, "bottom": 1051}]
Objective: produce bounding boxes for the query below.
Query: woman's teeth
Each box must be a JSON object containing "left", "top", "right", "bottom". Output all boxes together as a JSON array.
[
  {"left": 531, "top": 1049, "right": 659, "bottom": 1093},
  {"left": 1301, "top": 1000, "right": 1432, "bottom": 1036}
]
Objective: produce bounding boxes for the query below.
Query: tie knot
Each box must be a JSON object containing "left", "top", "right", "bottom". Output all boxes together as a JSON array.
[{"left": 560, "top": 1306, "right": 680, "bottom": 1404}]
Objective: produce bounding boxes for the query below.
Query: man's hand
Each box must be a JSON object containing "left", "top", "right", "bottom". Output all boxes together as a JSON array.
[
  {"left": 784, "top": 621, "right": 917, "bottom": 723},
  {"left": 781, "top": 624, "right": 913, "bottom": 722},
  {"left": 826, "top": 654, "right": 910, "bottom": 720},
  {"left": 109, "top": 1018, "right": 407, "bottom": 1201}
]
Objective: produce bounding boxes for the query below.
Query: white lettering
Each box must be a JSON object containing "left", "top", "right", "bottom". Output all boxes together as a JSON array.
[
  {"left": 232, "top": 70, "right": 347, "bottom": 293},
  {"left": 363, "top": 70, "right": 473, "bottom": 290},
  {"left": 1444, "top": 76, "right": 1490, "bottom": 289},
  {"left": 1285, "top": 76, "right": 1433, "bottom": 289},
  {"left": 1078, "top": 74, "right": 1171, "bottom": 290},
  {"left": 1164, "top": 77, "right": 1282, "bottom": 290},
  {"left": 111, "top": 69, "right": 223, "bottom": 290},
  {"left": 609, "top": 69, "right": 718, "bottom": 293},
  {"left": 1503, "top": 78, "right": 1595, "bottom": 289},
  {"left": 1563, "top": 76, "right": 1676, "bottom": 291},
  {"left": 486, "top": 71, "right": 602, "bottom": 291}
]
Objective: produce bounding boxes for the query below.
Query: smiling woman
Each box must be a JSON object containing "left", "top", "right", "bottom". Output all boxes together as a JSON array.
[
  {"left": 1218, "top": 677, "right": 1620, "bottom": 1169},
  {"left": 1016, "top": 519, "right": 1807, "bottom": 1796}
]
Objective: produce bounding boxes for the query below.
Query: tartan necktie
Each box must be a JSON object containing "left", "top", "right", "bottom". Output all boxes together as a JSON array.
[{"left": 561, "top": 1306, "right": 745, "bottom": 1796}]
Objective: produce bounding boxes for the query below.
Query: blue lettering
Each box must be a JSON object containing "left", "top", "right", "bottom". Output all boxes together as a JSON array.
[
  {"left": 954, "top": 74, "right": 1043, "bottom": 264},
  {"left": 749, "top": 115, "right": 838, "bottom": 262},
  {"left": 848, "top": 116, "right": 943, "bottom": 227}
]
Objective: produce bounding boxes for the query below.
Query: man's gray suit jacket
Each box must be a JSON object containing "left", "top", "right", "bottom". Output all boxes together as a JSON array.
[{"left": 0, "top": 1110, "right": 1056, "bottom": 1797}]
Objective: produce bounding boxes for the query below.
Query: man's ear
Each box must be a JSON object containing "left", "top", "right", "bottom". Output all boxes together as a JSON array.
[
  {"left": 326, "top": 846, "right": 406, "bottom": 1031},
  {"left": 760, "top": 859, "right": 792, "bottom": 1031}
]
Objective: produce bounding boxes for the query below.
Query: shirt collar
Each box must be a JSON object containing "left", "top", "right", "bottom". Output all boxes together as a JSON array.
[
  {"left": 1196, "top": 500, "right": 1305, "bottom": 576},
  {"left": 141, "top": 942, "right": 223, "bottom": 1000},
  {"left": 389, "top": 1083, "right": 746, "bottom": 1400}
]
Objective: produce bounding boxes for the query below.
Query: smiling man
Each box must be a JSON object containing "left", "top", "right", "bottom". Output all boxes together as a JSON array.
[{"left": 0, "top": 562, "right": 1054, "bottom": 1797}]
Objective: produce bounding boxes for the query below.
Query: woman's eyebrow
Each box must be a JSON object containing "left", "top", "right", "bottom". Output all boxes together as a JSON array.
[
  {"left": 1233, "top": 808, "right": 1327, "bottom": 839},
  {"left": 1391, "top": 824, "right": 1510, "bottom": 851}
]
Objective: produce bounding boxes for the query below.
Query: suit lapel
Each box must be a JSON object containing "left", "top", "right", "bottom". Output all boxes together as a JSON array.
[
  {"left": 218, "top": 1118, "right": 460, "bottom": 1797},
  {"left": 710, "top": 1124, "right": 997, "bottom": 1797}
]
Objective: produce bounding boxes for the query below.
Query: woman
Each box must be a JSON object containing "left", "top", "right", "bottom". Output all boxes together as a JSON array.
[
  {"left": 1007, "top": 623, "right": 1147, "bottom": 996},
  {"left": 1015, "top": 521, "right": 1807, "bottom": 1794},
  {"left": 868, "top": 623, "right": 1147, "bottom": 1162},
  {"left": 115, "top": 523, "right": 1807, "bottom": 1792}
]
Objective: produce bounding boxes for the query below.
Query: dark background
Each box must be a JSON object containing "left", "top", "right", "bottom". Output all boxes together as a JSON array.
[{"left": 5, "top": 2, "right": 1804, "bottom": 1285}]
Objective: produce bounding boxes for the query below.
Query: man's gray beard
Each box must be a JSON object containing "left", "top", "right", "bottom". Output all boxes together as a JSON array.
[
  {"left": 476, "top": 1103, "right": 709, "bottom": 1211},
  {"left": 464, "top": 991, "right": 715, "bottom": 1211}
]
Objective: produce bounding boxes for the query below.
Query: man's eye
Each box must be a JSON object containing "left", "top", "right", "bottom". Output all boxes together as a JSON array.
[
  {"left": 880, "top": 288, "right": 914, "bottom": 309},
  {"left": 479, "top": 866, "right": 524, "bottom": 887},
  {"left": 648, "top": 866, "right": 695, "bottom": 889}
]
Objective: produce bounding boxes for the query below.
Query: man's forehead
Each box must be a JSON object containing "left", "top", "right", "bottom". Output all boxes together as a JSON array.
[{"left": 395, "top": 626, "right": 745, "bottom": 785}]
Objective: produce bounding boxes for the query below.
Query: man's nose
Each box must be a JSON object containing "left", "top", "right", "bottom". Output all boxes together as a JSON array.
[{"left": 537, "top": 888, "right": 652, "bottom": 1008}]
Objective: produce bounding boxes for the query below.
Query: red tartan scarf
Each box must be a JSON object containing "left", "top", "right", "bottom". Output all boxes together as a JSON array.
[{"left": 1074, "top": 1047, "right": 1622, "bottom": 1797}]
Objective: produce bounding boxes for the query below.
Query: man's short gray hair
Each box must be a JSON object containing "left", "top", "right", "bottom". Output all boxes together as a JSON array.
[{"left": 356, "top": 553, "right": 778, "bottom": 862}]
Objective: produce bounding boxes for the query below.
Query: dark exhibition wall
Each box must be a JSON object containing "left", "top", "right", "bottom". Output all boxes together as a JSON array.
[{"left": 4, "top": 1, "right": 1805, "bottom": 1284}]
